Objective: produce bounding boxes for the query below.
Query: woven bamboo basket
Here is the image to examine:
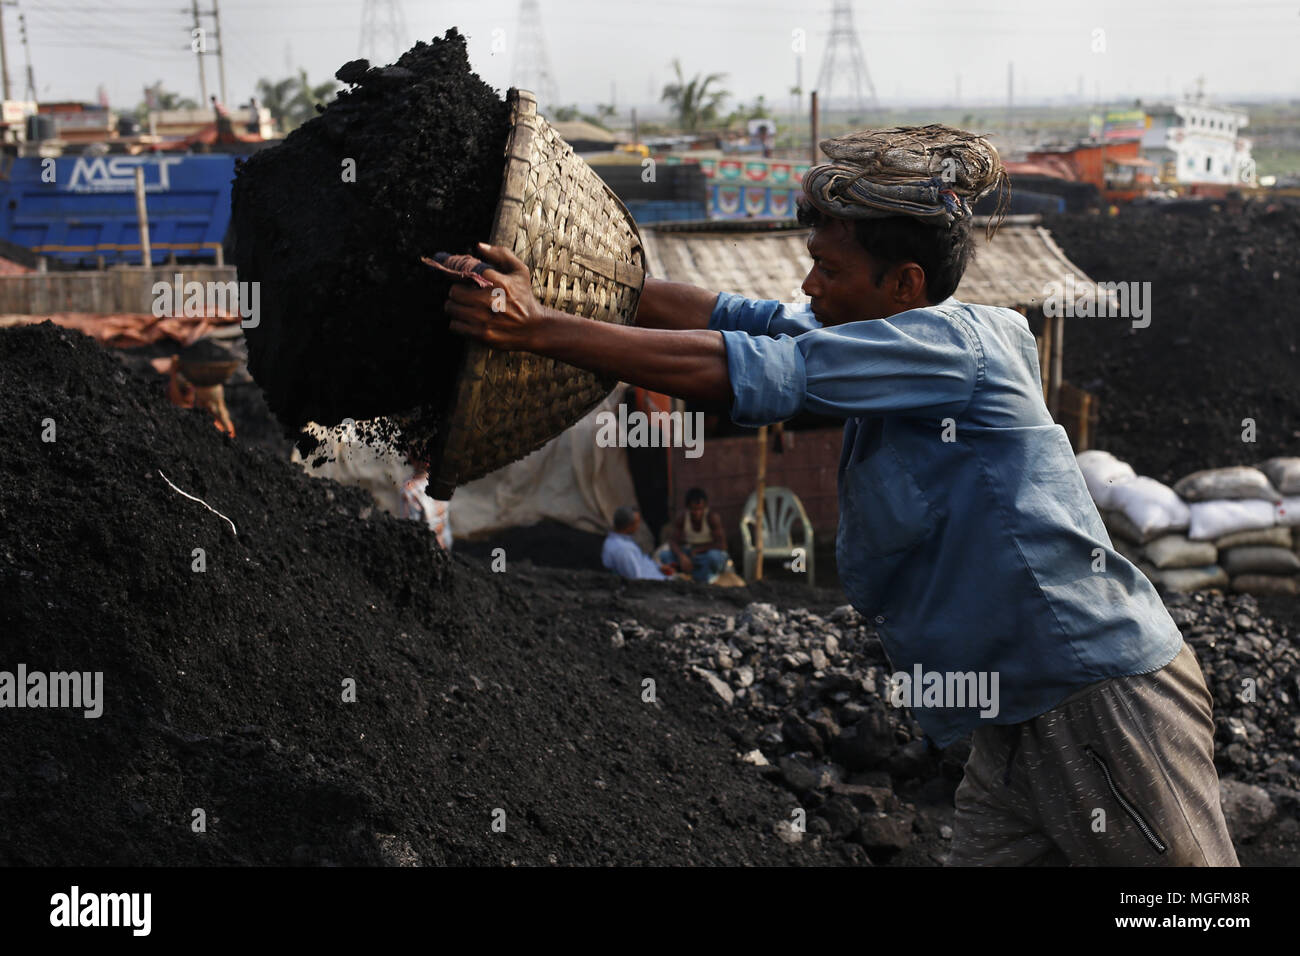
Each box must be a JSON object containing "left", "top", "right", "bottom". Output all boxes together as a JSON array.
[{"left": 427, "top": 88, "right": 646, "bottom": 499}]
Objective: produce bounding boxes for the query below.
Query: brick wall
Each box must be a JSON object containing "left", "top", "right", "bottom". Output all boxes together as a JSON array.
[{"left": 664, "top": 427, "right": 842, "bottom": 546}]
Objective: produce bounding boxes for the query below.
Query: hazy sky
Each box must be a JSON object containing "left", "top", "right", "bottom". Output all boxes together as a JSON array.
[{"left": 18, "top": 0, "right": 1300, "bottom": 115}]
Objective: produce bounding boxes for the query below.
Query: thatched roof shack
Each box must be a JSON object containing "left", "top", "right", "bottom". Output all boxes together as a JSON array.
[{"left": 640, "top": 214, "right": 1108, "bottom": 313}]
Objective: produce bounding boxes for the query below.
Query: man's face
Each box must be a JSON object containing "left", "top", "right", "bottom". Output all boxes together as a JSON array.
[
  {"left": 688, "top": 499, "right": 707, "bottom": 522},
  {"left": 801, "top": 219, "right": 927, "bottom": 326}
]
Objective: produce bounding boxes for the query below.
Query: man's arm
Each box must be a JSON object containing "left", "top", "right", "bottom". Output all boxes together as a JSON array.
[
  {"left": 707, "top": 511, "right": 727, "bottom": 552},
  {"left": 634, "top": 277, "right": 720, "bottom": 332},
  {"left": 664, "top": 514, "right": 689, "bottom": 567},
  {"left": 445, "top": 244, "right": 731, "bottom": 405}
]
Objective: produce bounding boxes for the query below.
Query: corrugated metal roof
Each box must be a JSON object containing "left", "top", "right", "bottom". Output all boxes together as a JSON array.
[{"left": 640, "top": 220, "right": 1109, "bottom": 311}]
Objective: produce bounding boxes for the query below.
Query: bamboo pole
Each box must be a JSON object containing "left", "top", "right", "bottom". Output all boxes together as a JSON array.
[
  {"left": 133, "top": 167, "right": 152, "bottom": 266},
  {"left": 1039, "top": 312, "right": 1053, "bottom": 405},
  {"left": 809, "top": 91, "right": 819, "bottom": 163},
  {"left": 753, "top": 424, "right": 768, "bottom": 580},
  {"left": 1049, "top": 313, "right": 1064, "bottom": 418}
]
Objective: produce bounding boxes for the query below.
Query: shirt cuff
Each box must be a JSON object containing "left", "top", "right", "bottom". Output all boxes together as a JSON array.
[
  {"left": 709, "top": 291, "right": 779, "bottom": 335},
  {"left": 719, "top": 330, "right": 806, "bottom": 426}
]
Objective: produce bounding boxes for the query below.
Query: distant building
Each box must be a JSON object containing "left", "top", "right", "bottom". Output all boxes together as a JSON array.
[{"left": 1141, "top": 101, "right": 1254, "bottom": 186}]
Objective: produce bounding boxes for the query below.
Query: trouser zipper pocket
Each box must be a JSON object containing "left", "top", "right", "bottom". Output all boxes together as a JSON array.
[{"left": 1083, "top": 746, "right": 1168, "bottom": 854}]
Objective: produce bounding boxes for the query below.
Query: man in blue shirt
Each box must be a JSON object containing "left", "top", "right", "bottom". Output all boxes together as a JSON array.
[
  {"left": 444, "top": 125, "right": 1237, "bottom": 866},
  {"left": 602, "top": 505, "right": 671, "bottom": 581}
]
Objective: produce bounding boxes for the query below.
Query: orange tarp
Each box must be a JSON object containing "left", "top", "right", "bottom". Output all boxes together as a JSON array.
[{"left": 0, "top": 312, "right": 241, "bottom": 349}]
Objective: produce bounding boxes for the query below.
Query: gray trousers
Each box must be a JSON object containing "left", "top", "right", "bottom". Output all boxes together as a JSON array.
[{"left": 949, "top": 641, "right": 1240, "bottom": 866}]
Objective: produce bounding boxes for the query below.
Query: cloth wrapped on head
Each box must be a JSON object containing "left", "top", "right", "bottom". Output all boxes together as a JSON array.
[{"left": 801, "top": 124, "right": 1010, "bottom": 233}]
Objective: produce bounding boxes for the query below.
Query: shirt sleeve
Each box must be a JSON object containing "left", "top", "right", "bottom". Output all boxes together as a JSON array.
[
  {"left": 709, "top": 291, "right": 823, "bottom": 338},
  {"left": 720, "top": 305, "right": 981, "bottom": 426},
  {"left": 604, "top": 538, "right": 665, "bottom": 580}
]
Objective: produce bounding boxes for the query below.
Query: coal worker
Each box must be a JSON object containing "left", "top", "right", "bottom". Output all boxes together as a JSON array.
[
  {"left": 445, "top": 125, "right": 1237, "bottom": 866},
  {"left": 602, "top": 506, "right": 671, "bottom": 581},
  {"left": 659, "top": 486, "right": 730, "bottom": 583}
]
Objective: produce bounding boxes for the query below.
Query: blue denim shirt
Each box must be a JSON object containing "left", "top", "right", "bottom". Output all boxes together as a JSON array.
[
  {"left": 710, "top": 292, "right": 1182, "bottom": 747},
  {"left": 602, "top": 532, "right": 667, "bottom": 581}
]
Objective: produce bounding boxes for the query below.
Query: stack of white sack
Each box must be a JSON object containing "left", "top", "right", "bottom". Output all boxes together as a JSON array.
[
  {"left": 1078, "top": 451, "right": 1300, "bottom": 595},
  {"left": 1108, "top": 475, "right": 1224, "bottom": 593},
  {"left": 1177, "top": 465, "right": 1297, "bottom": 594},
  {"left": 1075, "top": 451, "right": 1216, "bottom": 593}
]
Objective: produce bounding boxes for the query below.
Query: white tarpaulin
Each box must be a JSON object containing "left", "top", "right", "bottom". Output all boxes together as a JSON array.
[
  {"left": 452, "top": 389, "right": 643, "bottom": 541},
  {"left": 293, "top": 389, "right": 645, "bottom": 546}
]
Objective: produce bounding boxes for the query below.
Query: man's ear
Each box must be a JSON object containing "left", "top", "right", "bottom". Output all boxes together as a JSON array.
[{"left": 891, "top": 262, "right": 928, "bottom": 305}]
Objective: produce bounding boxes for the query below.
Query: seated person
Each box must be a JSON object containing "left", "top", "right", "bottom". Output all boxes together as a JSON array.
[
  {"left": 659, "top": 487, "right": 730, "bottom": 584},
  {"left": 602, "top": 506, "right": 673, "bottom": 581}
]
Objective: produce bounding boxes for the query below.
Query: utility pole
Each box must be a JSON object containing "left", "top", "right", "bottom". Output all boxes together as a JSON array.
[
  {"left": 788, "top": 52, "right": 801, "bottom": 154},
  {"left": 0, "top": 1, "right": 12, "bottom": 102},
  {"left": 191, "top": 0, "right": 208, "bottom": 106},
  {"left": 1006, "top": 61, "right": 1014, "bottom": 130},
  {"left": 810, "top": 90, "right": 819, "bottom": 164},
  {"left": 17, "top": 10, "right": 33, "bottom": 104},
  {"left": 211, "top": 0, "right": 228, "bottom": 107}
]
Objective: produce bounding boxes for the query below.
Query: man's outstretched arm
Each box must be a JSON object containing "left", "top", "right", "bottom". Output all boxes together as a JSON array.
[
  {"left": 635, "top": 277, "right": 720, "bottom": 332},
  {"left": 444, "top": 243, "right": 731, "bottom": 405}
]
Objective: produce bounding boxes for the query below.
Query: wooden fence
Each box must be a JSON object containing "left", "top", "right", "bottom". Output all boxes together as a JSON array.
[{"left": 0, "top": 266, "right": 237, "bottom": 315}]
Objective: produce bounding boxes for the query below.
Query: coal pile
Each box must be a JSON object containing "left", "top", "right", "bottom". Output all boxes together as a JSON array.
[
  {"left": 618, "top": 603, "right": 964, "bottom": 865},
  {"left": 1167, "top": 592, "right": 1300, "bottom": 784},
  {"left": 0, "top": 323, "right": 850, "bottom": 866},
  {"left": 1047, "top": 203, "right": 1300, "bottom": 484},
  {"left": 625, "top": 596, "right": 1300, "bottom": 861},
  {"left": 231, "top": 29, "right": 510, "bottom": 459},
  {"left": 1166, "top": 591, "right": 1300, "bottom": 847}
]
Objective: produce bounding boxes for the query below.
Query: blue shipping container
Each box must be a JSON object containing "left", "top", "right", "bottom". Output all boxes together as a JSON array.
[{"left": 0, "top": 153, "right": 238, "bottom": 265}]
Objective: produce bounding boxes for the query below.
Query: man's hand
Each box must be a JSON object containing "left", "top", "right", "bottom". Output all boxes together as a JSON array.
[
  {"left": 442, "top": 242, "right": 734, "bottom": 406},
  {"left": 444, "top": 242, "right": 544, "bottom": 351}
]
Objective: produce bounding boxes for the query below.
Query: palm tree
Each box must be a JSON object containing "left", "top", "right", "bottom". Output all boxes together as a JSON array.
[
  {"left": 289, "top": 69, "right": 338, "bottom": 127},
  {"left": 137, "top": 82, "right": 198, "bottom": 117},
  {"left": 548, "top": 103, "right": 582, "bottom": 121},
  {"left": 256, "top": 76, "right": 298, "bottom": 132},
  {"left": 660, "top": 59, "right": 729, "bottom": 133}
]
